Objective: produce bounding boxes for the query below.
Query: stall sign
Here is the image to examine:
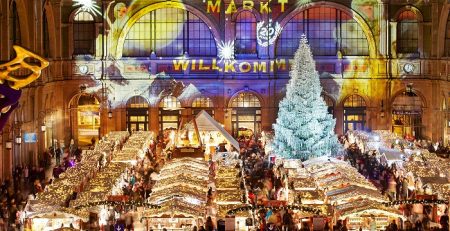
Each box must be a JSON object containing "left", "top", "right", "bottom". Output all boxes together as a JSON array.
[
  {"left": 263, "top": 200, "right": 287, "bottom": 207},
  {"left": 225, "top": 217, "right": 235, "bottom": 231},
  {"left": 245, "top": 218, "right": 253, "bottom": 226},
  {"left": 114, "top": 224, "right": 125, "bottom": 231},
  {"left": 312, "top": 218, "right": 325, "bottom": 231},
  {"left": 107, "top": 195, "right": 129, "bottom": 202},
  {"left": 23, "top": 133, "right": 37, "bottom": 143}
]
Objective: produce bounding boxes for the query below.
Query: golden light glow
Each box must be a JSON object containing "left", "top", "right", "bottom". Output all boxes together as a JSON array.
[{"left": 0, "top": 46, "right": 49, "bottom": 90}]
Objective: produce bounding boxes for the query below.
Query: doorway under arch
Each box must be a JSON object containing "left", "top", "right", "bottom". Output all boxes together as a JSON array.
[
  {"left": 69, "top": 94, "right": 100, "bottom": 146},
  {"left": 159, "top": 96, "right": 182, "bottom": 133},
  {"left": 126, "top": 96, "right": 149, "bottom": 132},
  {"left": 391, "top": 91, "right": 423, "bottom": 139},
  {"left": 343, "top": 94, "right": 367, "bottom": 133}
]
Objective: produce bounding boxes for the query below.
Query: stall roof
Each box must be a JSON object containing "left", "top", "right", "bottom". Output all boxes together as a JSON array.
[
  {"left": 379, "top": 148, "right": 405, "bottom": 161},
  {"left": 336, "top": 199, "right": 405, "bottom": 220},
  {"left": 194, "top": 110, "right": 239, "bottom": 151}
]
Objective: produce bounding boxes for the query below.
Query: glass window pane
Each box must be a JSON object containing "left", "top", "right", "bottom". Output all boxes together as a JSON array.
[
  {"left": 235, "top": 11, "right": 257, "bottom": 55},
  {"left": 276, "top": 6, "right": 368, "bottom": 57},
  {"left": 123, "top": 8, "right": 216, "bottom": 57}
]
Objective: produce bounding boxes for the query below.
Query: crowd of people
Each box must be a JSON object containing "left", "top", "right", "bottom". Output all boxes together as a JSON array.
[
  {"left": 341, "top": 135, "right": 449, "bottom": 231},
  {"left": 236, "top": 135, "right": 306, "bottom": 231},
  {"left": 0, "top": 162, "right": 49, "bottom": 229}
]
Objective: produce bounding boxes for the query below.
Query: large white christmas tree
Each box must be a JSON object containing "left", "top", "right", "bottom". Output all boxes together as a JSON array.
[{"left": 272, "top": 35, "right": 339, "bottom": 160}]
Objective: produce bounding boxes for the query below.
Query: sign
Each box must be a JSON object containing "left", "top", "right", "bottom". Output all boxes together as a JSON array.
[
  {"left": 245, "top": 218, "right": 253, "bottom": 226},
  {"left": 23, "top": 133, "right": 37, "bottom": 143},
  {"left": 114, "top": 224, "right": 125, "bottom": 231},
  {"left": 263, "top": 200, "right": 287, "bottom": 207},
  {"left": 217, "top": 219, "right": 225, "bottom": 231},
  {"left": 107, "top": 195, "right": 129, "bottom": 202},
  {"left": 312, "top": 217, "right": 325, "bottom": 231},
  {"left": 205, "top": 0, "right": 290, "bottom": 14},
  {"left": 78, "top": 129, "right": 99, "bottom": 136},
  {"left": 225, "top": 217, "right": 235, "bottom": 231},
  {"left": 172, "top": 58, "right": 290, "bottom": 73}
]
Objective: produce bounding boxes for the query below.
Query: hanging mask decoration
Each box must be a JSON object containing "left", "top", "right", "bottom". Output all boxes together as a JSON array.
[
  {"left": 0, "top": 45, "right": 49, "bottom": 130},
  {"left": 257, "top": 19, "right": 283, "bottom": 47}
]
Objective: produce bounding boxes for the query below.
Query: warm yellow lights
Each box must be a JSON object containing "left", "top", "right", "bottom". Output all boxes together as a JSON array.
[{"left": 0, "top": 46, "right": 49, "bottom": 90}]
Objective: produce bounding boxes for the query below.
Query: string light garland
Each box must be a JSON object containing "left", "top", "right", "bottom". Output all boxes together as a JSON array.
[
  {"left": 382, "top": 199, "right": 449, "bottom": 207},
  {"left": 226, "top": 205, "right": 321, "bottom": 216},
  {"left": 74, "top": 200, "right": 160, "bottom": 210}
]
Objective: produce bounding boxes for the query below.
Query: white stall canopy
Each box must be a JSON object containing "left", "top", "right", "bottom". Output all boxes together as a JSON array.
[{"left": 193, "top": 110, "right": 239, "bottom": 151}]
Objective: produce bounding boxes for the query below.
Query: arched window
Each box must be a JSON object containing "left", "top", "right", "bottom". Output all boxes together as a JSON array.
[
  {"left": 160, "top": 96, "right": 181, "bottom": 109},
  {"left": 126, "top": 96, "right": 149, "bottom": 132},
  {"left": 276, "top": 6, "right": 369, "bottom": 57},
  {"left": 159, "top": 96, "right": 181, "bottom": 132},
  {"left": 392, "top": 91, "right": 423, "bottom": 138},
  {"left": 72, "top": 94, "right": 100, "bottom": 146},
  {"left": 230, "top": 92, "right": 261, "bottom": 137},
  {"left": 397, "top": 10, "right": 418, "bottom": 54},
  {"left": 343, "top": 95, "right": 366, "bottom": 133},
  {"left": 123, "top": 8, "right": 217, "bottom": 57},
  {"left": 9, "top": 1, "right": 21, "bottom": 56},
  {"left": 73, "top": 11, "right": 95, "bottom": 55},
  {"left": 445, "top": 12, "right": 450, "bottom": 56},
  {"left": 235, "top": 11, "right": 257, "bottom": 55},
  {"left": 322, "top": 94, "right": 335, "bottom": 116},
  {"left": 192, "top": 96, "right": 214, "bottom": 117},
  {"left": 43, "top": 11, "right": 50, "bottom": 57}
]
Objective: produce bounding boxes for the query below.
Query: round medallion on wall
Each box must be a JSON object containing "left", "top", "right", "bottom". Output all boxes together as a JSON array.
[
  {"left": 78, "top": 65, "right": 89, "bottom": 74},
  {"left": 403, "top": 63, "right": 415, "bottom": 74}
]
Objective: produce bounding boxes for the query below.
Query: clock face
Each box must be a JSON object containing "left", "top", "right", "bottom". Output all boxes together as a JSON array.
[
  {"left": 78, "top": 65, "right": 89, "bottom": 74},
  {"left": 403, "top": 63, "right": 414, "bottom": 73}
]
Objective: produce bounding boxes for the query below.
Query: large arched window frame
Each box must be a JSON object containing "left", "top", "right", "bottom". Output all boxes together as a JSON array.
[
  {"left": 276, "top": 6, "right": 369, "bottom": 57},
  {"left": 73, "top": 11, "right": 95, "bottom": 55},
  {"left": 397, "top": 10, "right": 419, "bottom": 54},
  {"left": 123, "top": 8, "right": 217, "bottom": 57},
  {"left": 9, "top": 1, "right": 21, "bottom": 56},
  {"left": 235, "top": 11, "right": 257, "bottom": 55},
  {"left": 126, "top": 96, "right": 149, "bottom": 132},
  {"left": 343, "top": 94, "right": 367, "bottom": 133}
]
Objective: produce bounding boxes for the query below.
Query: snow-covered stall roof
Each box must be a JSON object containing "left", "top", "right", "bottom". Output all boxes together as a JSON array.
[
  {"left": 194, "top": 110, "right": 239, "bottom": 151},
  {"left": 379, "top": 147, "right": 406, "bottom": 163}
]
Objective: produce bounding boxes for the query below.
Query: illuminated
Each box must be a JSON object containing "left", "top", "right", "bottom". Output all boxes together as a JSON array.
[
  {"left": 217, "top": 40, "right": 235, "bottom": 62},
  {"left": 205, "top": 0, "right": 290, "bottom": 14},
  {"left": 257, "top": 19, "right": 282, "bottom": 47},
  {"left": 73, "top": 0, "right": 101, "bottom": 16}
]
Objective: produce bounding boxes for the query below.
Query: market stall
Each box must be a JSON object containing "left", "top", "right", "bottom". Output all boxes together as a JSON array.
[
  {"left": 336, "top": 200, "right": 405, "bottom": 230},
  {"left": 192, "top": 110, "right": 239, "bottom": 161},
  {"left": 145, "top": 157, "right": 210, "bottom": 230},
  {"left": 25, "top": 132, "right": 130, "bottom": 228}
]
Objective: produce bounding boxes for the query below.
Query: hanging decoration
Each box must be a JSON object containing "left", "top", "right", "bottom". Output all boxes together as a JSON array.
[
  {"left": 0, "top": 45, "right": 49, "bottom": 131},
  {"left": 227, "top": 204, "right": 322, "bottom": 215},
  {"left": 382, "top": 199, "right": 449, "bottom": 207},
  {"left": 74, "top": 200, "right": 161, "bottom": 210},
  {"left": 257, "top": 19, "right": 282, "bottom": 47},
  {"left": 217, "top": 40, "right": 235, "bottom": 62},
  {"left": 73, "top": 0, "right": 101, "bottom": 16}
]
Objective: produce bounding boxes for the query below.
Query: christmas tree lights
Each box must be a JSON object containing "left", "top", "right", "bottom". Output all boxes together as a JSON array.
[{"left": 272, "top": 34, "right": 339, "bottom": 160}]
